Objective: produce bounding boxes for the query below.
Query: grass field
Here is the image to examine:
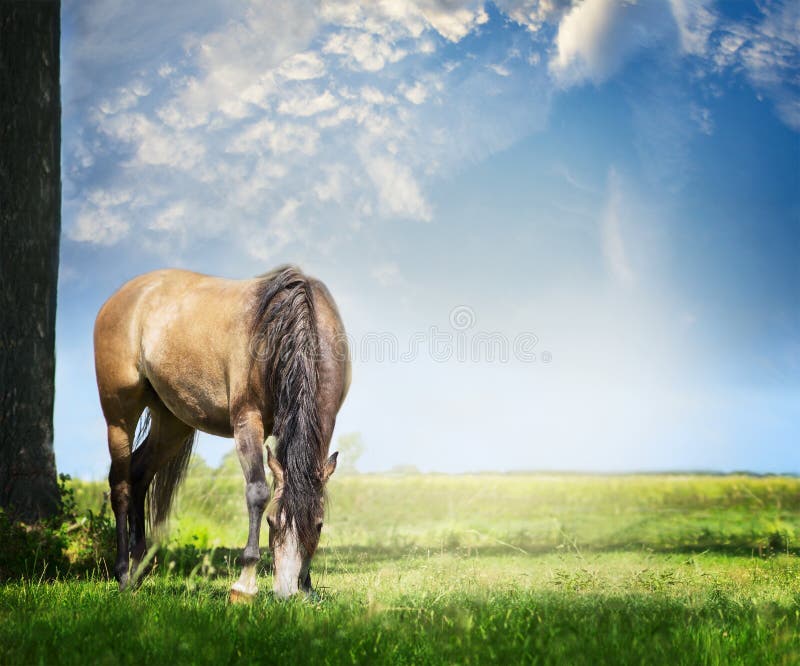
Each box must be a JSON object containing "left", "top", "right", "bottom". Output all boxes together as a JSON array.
[{"left": 2, "top": 458, "right": 799, "bottom": 664}]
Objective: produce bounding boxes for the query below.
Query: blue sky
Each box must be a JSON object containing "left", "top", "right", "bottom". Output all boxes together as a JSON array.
[{"left": 57, "top": 0, "right": 799, "bottom": 478}]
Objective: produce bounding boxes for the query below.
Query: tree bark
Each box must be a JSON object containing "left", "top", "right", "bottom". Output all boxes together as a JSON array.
[{"left": 0, "top": 0, "right": 61, "bottom": 522}]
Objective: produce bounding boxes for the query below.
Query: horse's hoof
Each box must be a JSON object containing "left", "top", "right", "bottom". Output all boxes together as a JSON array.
[
  {"left": 128, "top": 571, "right": 145, "bottom": 590},
  {"left": 117, "top": 573, "right": 130, "bottom": 591},
  {"left": 229, "top": 588, "right": 257, "bottom": 604}
]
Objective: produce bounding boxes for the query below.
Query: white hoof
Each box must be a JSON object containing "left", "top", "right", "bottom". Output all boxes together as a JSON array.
[
  {"left": 229, "top": 585, "right": 258, "bottom": 604},
  {"left": 230, "top": 564, "right": 259, "bottom": 603}
]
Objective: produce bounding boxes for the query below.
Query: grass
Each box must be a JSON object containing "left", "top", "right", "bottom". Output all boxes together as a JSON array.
[{"left": 2, "top": 461, "right": 799, "bottom": 664}]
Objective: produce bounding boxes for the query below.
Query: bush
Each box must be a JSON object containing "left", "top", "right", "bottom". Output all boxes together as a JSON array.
[
  {"left": 0, "top": 507, "right": 67, "bottom": 581},
  {"left": 0, "top": 474, "right": 115, "bottom": 581}
]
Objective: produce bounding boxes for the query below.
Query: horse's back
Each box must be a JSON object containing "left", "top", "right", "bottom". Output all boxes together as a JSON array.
[
  {"left": 94, "top": 270, "right": 257, "bottom": 433},
  {"left": 94, "top": 269, "right": 222, "bottom": 367}
]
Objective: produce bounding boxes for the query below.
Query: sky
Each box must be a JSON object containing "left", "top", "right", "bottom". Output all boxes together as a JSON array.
[{"left": 57, "top": 0, "right": 799, "bottom": 478}]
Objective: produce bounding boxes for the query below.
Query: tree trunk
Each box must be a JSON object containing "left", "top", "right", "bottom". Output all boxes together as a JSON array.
[{"left": 0, "top": 0, "right": 61, "bottom": 522}]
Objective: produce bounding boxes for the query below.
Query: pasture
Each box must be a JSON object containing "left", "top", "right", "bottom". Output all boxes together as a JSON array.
[{"left": 2, "top": 458, "right": 799, "bottom": 664}]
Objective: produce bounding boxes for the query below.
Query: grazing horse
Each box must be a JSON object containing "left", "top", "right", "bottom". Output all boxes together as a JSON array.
[{"left": 93, "top": 266, "right": 350, "bottom": 599}]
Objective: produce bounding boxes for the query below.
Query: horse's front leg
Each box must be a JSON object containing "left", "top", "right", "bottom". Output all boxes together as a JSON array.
[{"left": 230, "top": 410, "right": 269, "bottom": 602}]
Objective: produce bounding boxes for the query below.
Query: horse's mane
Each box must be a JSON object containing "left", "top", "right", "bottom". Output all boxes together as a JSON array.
[{"left": 250, "top": 265, "right": 324, "bottom": 552}]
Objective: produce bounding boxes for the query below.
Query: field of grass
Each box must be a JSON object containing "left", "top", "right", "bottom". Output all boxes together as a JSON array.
[{"left": 2, "top": 458, "right": 799, "bottom": 664}]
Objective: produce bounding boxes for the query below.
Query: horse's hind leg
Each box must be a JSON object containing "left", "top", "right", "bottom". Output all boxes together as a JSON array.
[
  {"left": 129, "top": 429, "right": 156, "bottom": 577},
  {"left": 101, "top": 379, "right": 153, "bottom": 589},
  {"left": 106, "top": 416, "right": 139, "bottom": 590},
  {"left": 129, "top": 402, "right": 194, "bottom": 583}
]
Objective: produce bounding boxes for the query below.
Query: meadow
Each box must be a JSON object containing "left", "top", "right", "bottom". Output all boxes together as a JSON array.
[{"left": 1, "top": 455, "right": 799, "bottom": 664}]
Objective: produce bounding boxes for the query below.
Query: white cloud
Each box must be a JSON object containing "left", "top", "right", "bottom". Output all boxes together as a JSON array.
[
  {"left": 86, "top": 189, "right": 132, "bottom": 208},
  {"left": 97, "top": 82, "right": 150, "bottom": 115},
  {"left": 360, "top": 86, "right": 398, "bottom": 106},
  {"left": 696, "top": 2, "right": 799, "bottom": 131},
  {"left": 277, "top": 51, "right": 326, "bottom": 80},
  {"left": 319, "top": 0, "right": 488, "bottom": 44},
  {"left": 667, "top": 0, "right": 715, "bottom": 56},
  {"left": 314, "top": 164, "right": 348, "bottom": 203},
  {"left": 227, "top": 118, "right": 276, "bottom": 154},
  {"left": 601, "top": 169, "right": 634, "bottom": 285},
  {"left": 371, "top": 261, "right": 402, "bottom": 286},
  {"left": 277, "top": 89, "right": 339, "bottom": 117},
  {"left": 550, "top": 0, "right": 675, "bottom": 86},
  {"left": 155, "top": 2, "right": 318, "bottom": 127},
  {"left": 546, "top": 0, "right": 798, "bottom": 134},
  {"left": 364, "top": 153, "right": 432, "bottom": 221},
  {"left": 323, "top": 30, "right": 408, "bottom": 71},
  {"left": 233, "top": 159, "right": 287, "bottom": 211},
  {"left": 64, "top": 0, "right": 799, "bottom": 263},
  {"left": 63, "top": 1, "right": 564, "bottom": 255},
  {"left": 229, "top": 118, "right": 320, "bottom": 156},
  {"left": 69, "top": 208, "right": 130, "bottom": 245},
  {"left": 149, "top": 202, "right": 187, "bottom": 232},
  {"left": 418, "top": 39, "right": 437, "bottom": 54},
  {"left": 98, "top": 112, "right": 205, "bottom": 170},
  {"left": 496, "top": 0, "right": 574, "bottom": 33},
  {"left": 729, "top": 1, "right": 800, "bottom": 130},
  {"left": 690, "top": 103, "right": 713, "bottom": 135},
  {"left": 400, "top": 81, "right": 428, "bottom": 104},
  {"left": 248, "top": 198, "right": 303, "bottom": 261},
  {"left": 548, "top": 0, "right": 720, "bottom": 86},
  {"left": 316, "top": 104, "right": 363, "bottom": 128},
  {"left": 488, "top": 63, "right": 511, "bottom": 77},
  {"left": 422, "top": 5, "right": 488, "bottom": 42},
  {"left": 269, "top": 123, "right": 320, "bottom": 155}
]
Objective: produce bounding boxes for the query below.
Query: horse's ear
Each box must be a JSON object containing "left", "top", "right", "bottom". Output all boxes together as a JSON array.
[
  {"left": 323, "top": 451, "right": 338, "bottom": 482},
  {"left": 266, "top": 445, "right": 284, "bottom": 486}
]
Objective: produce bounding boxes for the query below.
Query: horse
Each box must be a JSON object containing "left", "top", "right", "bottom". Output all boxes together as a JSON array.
[{"left": 93, "top": 265, "right": 350, "bottom": 599}]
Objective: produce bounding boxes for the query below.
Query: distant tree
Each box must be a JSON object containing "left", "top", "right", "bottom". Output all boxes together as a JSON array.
[
  {"left": 388, "top": 464, "right": 421, "bottom": 476},
  {"left": 335, "top": 433, "right": 365, "bottom": 475},
  {"left": 0, "top": 1, "right": 62, "bottom": 522}
]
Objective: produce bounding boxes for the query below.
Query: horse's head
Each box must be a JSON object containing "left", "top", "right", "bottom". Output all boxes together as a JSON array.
[{"left": 266, "top": 445, "right": 337, "bottom": 598}]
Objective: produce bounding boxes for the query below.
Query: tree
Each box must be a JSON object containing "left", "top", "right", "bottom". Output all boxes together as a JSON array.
[
  {"left": 0, "top": 0, "right": 61, "bottom": 522},
  {"left": 335, "top": 433, "right": 365, "bottom": 475}
]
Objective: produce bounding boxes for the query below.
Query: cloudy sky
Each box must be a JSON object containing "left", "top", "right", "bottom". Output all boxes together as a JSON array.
[{"left": 58, "top": 0, "right": 799, "bottom": 478}]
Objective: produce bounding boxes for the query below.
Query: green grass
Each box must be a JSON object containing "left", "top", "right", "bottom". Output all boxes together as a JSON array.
[{"left": 2, "top": 464, "right": 800, "bottom": 664}]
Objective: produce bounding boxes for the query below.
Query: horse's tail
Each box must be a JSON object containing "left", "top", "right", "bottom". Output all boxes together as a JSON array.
[
  {"left": 134, "top": 409, "right": 197, "bottom": 530},
  {"left": 251, "top": 265, "right": 323, "bottom": 552},
  {"left": 149, "top": 430, "right": 196, "bottom": 529}
]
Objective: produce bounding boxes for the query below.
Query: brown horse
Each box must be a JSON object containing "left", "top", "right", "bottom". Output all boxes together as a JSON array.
[{"left": 93, "top": 265, "right": 350, "bottom": 599}]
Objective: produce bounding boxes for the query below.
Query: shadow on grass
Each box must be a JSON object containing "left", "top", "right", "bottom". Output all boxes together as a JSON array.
[
  {"left": 1, "top": 584, "right": 798, "bottom": 666},
  {"left": 142, "top": 535, "right": 799, "bottom": 583},
  {"left": 150, "top": 544, "right": 270, "bottom": 579}
]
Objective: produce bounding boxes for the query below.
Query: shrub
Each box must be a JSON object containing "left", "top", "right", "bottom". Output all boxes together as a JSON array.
[
  {"left": 0, "top": 507, "right": 67, "bottom": 581},
  {"left": 0, "top": 474, "right": 115, "bottom": 581}
]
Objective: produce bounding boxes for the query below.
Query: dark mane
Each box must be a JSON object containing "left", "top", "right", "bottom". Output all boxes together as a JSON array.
[{"left": 250, "top": 265, "right": 324, "bottom": 552}]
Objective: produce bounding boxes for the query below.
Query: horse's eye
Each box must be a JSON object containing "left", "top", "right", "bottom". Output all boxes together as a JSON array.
[
  {"left": 316, "top": 521, "right": 323, "bottom": 534},
  {"left": 266, "top": 516, "right": 275, "bottom": 529}
]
